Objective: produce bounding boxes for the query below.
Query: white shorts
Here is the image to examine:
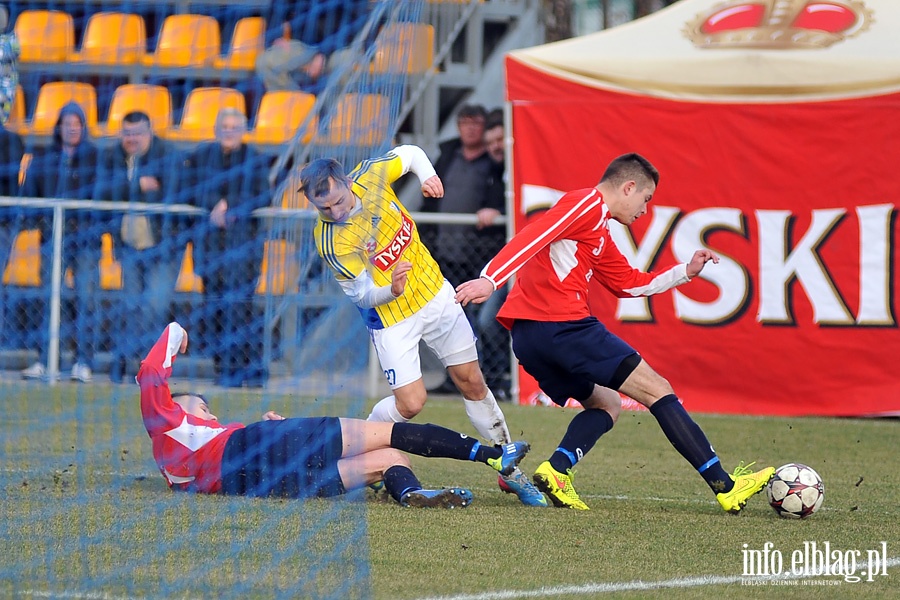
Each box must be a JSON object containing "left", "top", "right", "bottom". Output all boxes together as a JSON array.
[{"left": 371, "top": 280, "right": 478, "bottom": 389}]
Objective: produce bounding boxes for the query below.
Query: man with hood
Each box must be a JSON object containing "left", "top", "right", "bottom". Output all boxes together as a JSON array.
[
  {"left": 20, "top": 102, "right": 99, "bottom": 382},
  {"left": 94, "top": 111, "right": 184, "bottom": 383}
]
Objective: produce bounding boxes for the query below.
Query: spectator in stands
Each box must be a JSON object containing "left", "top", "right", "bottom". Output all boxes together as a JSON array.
[
  {"left": 0, "top": 121, "right": 22, "bottom": 349},
  {"left": 255, "top": 24, "right": 352, "bottom": 94},
  {"left": 186, "top": 108, "right": 272, "bottom": 388},
  {"left": 0, "top": 4, "right": 19, "bottom": 126},
  {"left": 476, "top": 109, "right": 512, "bottom": 399},
  {"left": 94, "top": 111, "right": 184, "bottom": 383},
  {"left": 20, "top": 102, "right": 99, "bottom": 382},
  {"left": 422, "top": 104, "right": 507, "bottom": 397}
]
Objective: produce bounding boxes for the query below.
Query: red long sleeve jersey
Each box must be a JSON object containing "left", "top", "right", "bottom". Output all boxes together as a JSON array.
[
  {"left": 483, "top": 187, "right": 690, "bottom": 330},
  {"left": 138, "top": 323, "right": 244, "bottom": 493}
]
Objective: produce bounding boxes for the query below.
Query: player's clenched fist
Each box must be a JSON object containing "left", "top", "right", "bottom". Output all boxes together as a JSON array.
[
  {"left": 421, "top": 175, "right": 444, "bottom": 198},
  {"left": 391, "top": 260, "right": 412, "bottom": 297}
]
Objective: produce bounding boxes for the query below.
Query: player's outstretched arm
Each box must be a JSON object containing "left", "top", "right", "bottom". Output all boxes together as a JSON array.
[{"left": 454, "top": 276, "right": 495, "bottom": 306}]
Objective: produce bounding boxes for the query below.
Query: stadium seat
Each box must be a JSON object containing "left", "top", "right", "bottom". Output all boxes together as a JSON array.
[
  {"left": 1, "top": 230, "right": 40, "bottom": 287},
  {"left": 256, "top": 240, "right": 299, "bottom": 295},
  {"left": 18, "top": 152, "right": 31, "bottom": 188},
  {"left": 141, "top": 14, "right": 221, "bottom": 68},
  {"left": 213, "top": 16, "right": 265, "bottom": 70},
  {"left": 99, "top": 233, "right": 122, "bottom": 290},
  {"left": 243, "top": 91, "right": 316, "bottom": 146},
  {"left": 163, "top": 86, "right": 246, "bottom": 142},
  {"left": 175, "top": 243, "right": 204, "bottom": 293},
  {"left": 14, "top": 10, "right": 74, "bottom": 63},
  {"left": 69, "top": 12, "right": 146, "bottom": 65},
  {"left": 91, "top": 84, "right": 172, "bottom": 138},
  {"left": 316, "top": 93, "right": 390, "bottom": 146},
  {"left": 372, "top": 23, "right": 435, "bottom": 74},
  {"left": 18, "top": 81, "right": 98, "bottom": 137},
  {"left": 5, "top": 85, "right": 26, "bottom": 135}
]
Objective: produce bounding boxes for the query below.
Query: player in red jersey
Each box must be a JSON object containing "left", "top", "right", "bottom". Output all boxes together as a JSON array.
[
  {"left": 137, "top": 322, "right": 531, "bottom": 507},
  {"left": 455, "top": 153, "right": 774, "bottom": 511}
]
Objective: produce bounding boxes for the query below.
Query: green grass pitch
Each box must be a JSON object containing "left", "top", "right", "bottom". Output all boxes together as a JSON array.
[{"left": 1, "top": 381, "right": 897, "bottom": 599}]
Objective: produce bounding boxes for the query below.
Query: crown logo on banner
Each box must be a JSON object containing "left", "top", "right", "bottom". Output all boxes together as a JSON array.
[{"left": 684, "top": 0, "right": 873, "bottom": 50}]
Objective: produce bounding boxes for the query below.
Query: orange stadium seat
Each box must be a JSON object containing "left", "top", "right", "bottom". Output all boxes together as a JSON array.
[
  {"left": 279, "top": 171, "right": 309, "bottom": 210},
  {"left": 163, "top": 86, "right": 246, "bottom": 143},
  {"left": 256, "top": 240, "right": 299, "bottom": 296},
  {"left": 214, "top": 16, "right": 265, "bottom": 70},
  {"left": 5, "top": 85, "right": 26, "bottom": 135},
  {"left": 372, "top": 23, "right": 435, "bottom": 74},
  {"left": 1, "top": 230, "right": 40, "bottom": 287},
  {"left": 243, "top": 91, "right": 316, "bottom": 146},
  {"left": 18, "top": 81, "right": 98, "bottom": 137},
  {"left": 92, "top": 84, "right": 172, "bottom": 138},
  {"left": 69, "top": 12, "right": 146, "bottom": 65},
  {"left": 316, "top": 93, "right": 389, "bottom": 146},
  {"left": 175, "top": 243, "right": 204, "bottom": 293},
  {"left": 141, "top": 14, "right": 221, "bottom": 68},
  {"left": 99, "top": 233, "right": 122, "bottom": 290},
  {"left": 14, "top": 10, "right": 74, "bottom": 63}
]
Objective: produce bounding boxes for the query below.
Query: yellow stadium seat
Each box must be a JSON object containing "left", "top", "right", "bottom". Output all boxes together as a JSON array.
[
  {"left": 214, "top": 16, "right": 265, "bottom": 70},
  {"left": 1, "top": 230, "right": 41, "bottom": 287},
  {"left": 141, "top": 14, "right": 220, "bottom": 68},
  {"left": 316, "top": 93, "right": 389, "bottom": 146},
  {"left": 15, "top": 10, "right": 74, "bottom": 63},
  {"left": 99, "top": 233, "right": 123, "bottom": 290},
  {"left": 18, "top": 81, "right": 98, "bottom": 137},
  {"left": 18, "top": 152, "right": 31, "bottom": 188},
  {"left": 280, "top": 175, "right": 309, "bottom": 210},
  {"left": 256, "top": 240, "right": 299, "bottom": 296},
  {"left": 372, "top": 23, "right": 435, "bottom": 74},
  {"left": 69, "top": 12, "right": 146, "bottom": 65},
  {"left": 175, "top": 242, "right": 204, "bottom": 293},
  {"left": 243, "top": 91, "right": 316, "bottom": 146},
  {"left": 5, "top": 85, "right": 26, "bottom": 135},
  {"left": 162, "top": 86, "right": 246, "bottom": 143},
  {"left": 91, "top": 84, "right": 172, "bottom": 138}
]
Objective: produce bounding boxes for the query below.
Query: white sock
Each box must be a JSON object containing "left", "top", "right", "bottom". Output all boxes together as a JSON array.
[
  {"left": 464, "top": 388, "right": 511, "bottom": 445},
  {"left": 367, "top": 395, "right": 409, "bottom": 423}
]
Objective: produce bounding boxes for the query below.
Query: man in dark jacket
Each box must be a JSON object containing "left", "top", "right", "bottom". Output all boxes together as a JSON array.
[
  {"left": 421, "top": 104, "right": 507, "bottom": 396},
  {"left": 20, "top": 102, "right": 99, "bottom": 381},
  {"left": 186, "top": 108, "right": 271, "bottom": 387},
  {"left": 0, "top": 122, "right": 23, "bottom": 350},
  {"left": 94, "top": 111, "right": 185, "bottom": 382}
]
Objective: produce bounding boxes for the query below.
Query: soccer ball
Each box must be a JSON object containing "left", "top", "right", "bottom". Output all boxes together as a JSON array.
[{"left": 766, "top": 463, "right": 825, "bottom": 519}]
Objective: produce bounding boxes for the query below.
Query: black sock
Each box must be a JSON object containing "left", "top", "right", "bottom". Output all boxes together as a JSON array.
[
  {"left": 383, "top": 465, "right": 422, "bottom": 503},
  {"left": 548, "top": 409, "right": 614, "bottom": 473},
  {"left": 649, "top": 395, "right": 733, "bottom": 493},
  {"left": 390, "top": 422, "right": 479, "bottom": 461}
]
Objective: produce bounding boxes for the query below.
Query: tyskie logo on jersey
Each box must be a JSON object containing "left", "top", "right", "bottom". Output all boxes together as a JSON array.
[{"left": 371, "top": 212, "right": 414, "bottom": 271}]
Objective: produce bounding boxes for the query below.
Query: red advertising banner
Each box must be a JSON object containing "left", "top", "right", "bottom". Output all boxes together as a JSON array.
[{"left": 506, "top": 56, "right": 900, "bottom": 417}]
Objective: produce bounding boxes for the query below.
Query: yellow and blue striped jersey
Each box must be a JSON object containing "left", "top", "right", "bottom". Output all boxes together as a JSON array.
[{"left": 314, "top": 151, "right": 444, "bottom": 329}]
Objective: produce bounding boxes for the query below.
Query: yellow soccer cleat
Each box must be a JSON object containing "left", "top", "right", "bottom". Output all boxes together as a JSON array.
[
  {"left": 533, "top": 461, "right": 590, "bottom": 510},
  {"left": 716, "top": 462, "right": 776, "bottom": 513}
]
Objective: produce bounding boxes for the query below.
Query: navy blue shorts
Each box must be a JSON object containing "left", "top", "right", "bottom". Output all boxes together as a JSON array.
[
  {"left": 511, "top": 318, "right": 640, "bottom": 406},
  {"left": 221, "top": 417, "right": 345, "bottom": 498}
]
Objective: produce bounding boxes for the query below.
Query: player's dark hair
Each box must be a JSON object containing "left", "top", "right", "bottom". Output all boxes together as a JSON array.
[
  {"left": 484, "top": 110, "right": 504, "bottom": 132},
  {"left": 600, "top": 153, "right": 659, "bottom": 189},
  {"left": 298, "top": 158, "right": 350, "bottom": 200},
  {"left": 172, "top": 393, "right": 209, "bottom": 408},
  {"left": 121, "top": 111, "right": 151, "bottom": 126}
]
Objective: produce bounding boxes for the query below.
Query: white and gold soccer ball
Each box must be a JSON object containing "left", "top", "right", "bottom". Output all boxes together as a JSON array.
[{"left": 766, "top": 463, "right": 825, "bottom": 519}]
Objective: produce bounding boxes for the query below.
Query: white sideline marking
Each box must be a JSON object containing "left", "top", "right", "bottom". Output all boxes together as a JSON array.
[{"left": 415, "top": 557, "right": 900, "bottom": 600}]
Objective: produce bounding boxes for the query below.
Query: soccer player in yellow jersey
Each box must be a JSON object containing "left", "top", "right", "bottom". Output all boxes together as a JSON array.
[{"left": 300, "top": 145, "right": 547, "bottom": 506}]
